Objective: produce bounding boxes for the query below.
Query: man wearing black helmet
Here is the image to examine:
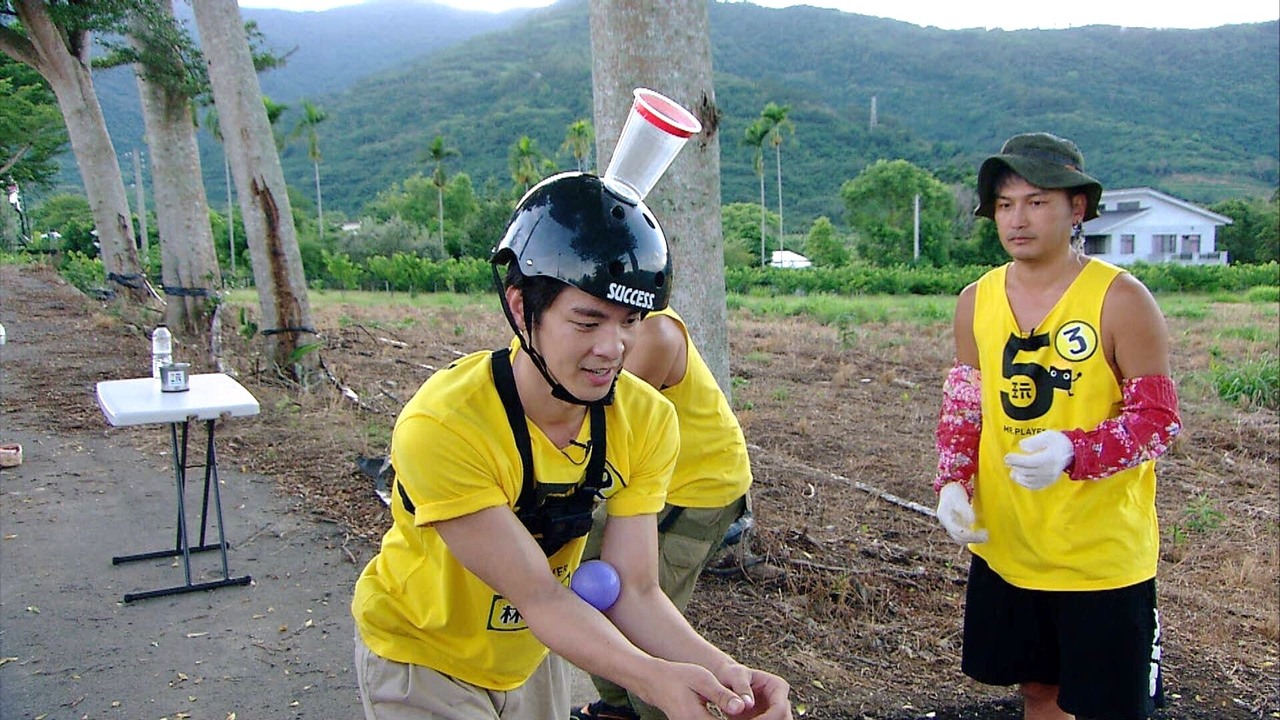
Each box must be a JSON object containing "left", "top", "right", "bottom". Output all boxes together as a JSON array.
[
  {"left": 351, "top": 171, "right": 792, "bottom": 720},
  {"left": 932, "top": 133, "right": 1181, "bottom": 720}
]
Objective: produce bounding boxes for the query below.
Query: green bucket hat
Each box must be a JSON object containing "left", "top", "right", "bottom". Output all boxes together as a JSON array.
[{"left": 975, "top": 132, "right": 1103, "bottom": 220}]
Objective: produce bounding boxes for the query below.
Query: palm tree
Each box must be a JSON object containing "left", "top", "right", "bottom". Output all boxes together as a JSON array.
[
  {"left": 290, "top": 99, "right": 327, "bottom": 241},
  {"left": 743, "top": 117, "right": 771, "bottom": 266},
  {"left": 560, "top": 118, "right": 594, "bottom": 173},
  {"left": 422, "top": 135, "right": 458, "bottom": 253},
  {"left": 761, "top": 102, "right": 794, "bottom": 252},
  {"left": 508, "top": 135, "right": 543, "bottom": 196}
]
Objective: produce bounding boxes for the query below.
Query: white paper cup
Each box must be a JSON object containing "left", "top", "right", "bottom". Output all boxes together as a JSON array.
[{"left": 603, "top": 88, "right": 702, "bottom": 202}]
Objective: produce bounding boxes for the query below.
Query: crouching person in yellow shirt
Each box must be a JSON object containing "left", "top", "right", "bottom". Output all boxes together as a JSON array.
[{"left": 352, "top": 172, "right": 792, "bottom": 720}]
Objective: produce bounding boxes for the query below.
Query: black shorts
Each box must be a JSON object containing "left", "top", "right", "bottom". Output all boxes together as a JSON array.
[{"left": 962, "top": 555, "right": 1163, "bottom": 720}]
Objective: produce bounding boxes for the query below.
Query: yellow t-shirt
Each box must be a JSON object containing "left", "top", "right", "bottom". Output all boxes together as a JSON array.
[
  {"left": 351, "top": 346, "right": 676, "bottom": 690},
  {"left": 970, "top": 259, "right": 1159, "bottom": 591},
  {"left": 650, "top": 307, "right": 752, "bottom": 508}
]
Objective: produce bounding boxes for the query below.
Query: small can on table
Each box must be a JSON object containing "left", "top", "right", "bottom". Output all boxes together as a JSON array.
[{"left": 159, "top": 363, "right": 190, "bottom": 393}]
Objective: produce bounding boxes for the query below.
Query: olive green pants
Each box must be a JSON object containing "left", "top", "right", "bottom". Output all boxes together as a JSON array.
[{"left": 580, "top": 496, "right": 747, "bottom": 720}]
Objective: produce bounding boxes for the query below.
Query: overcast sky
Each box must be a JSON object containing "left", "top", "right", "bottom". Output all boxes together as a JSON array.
[{"left": 234, "top": 0, "right": 1280, "bottom": 31}]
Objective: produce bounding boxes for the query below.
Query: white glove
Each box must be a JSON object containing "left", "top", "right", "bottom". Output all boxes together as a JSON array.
[
  {"left": 1005, "top": 430, "right": 1074, "bottom": 490},
  {"left": 936, "top": 482, "right": 988, "bottom": 545}
]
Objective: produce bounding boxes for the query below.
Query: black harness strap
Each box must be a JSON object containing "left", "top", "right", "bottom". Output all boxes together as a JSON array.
[
  {"left": 492, "top": 348, "right": 538, "bottom": 506},
  {"left": 491, "top": 349, "right": 607, "bottom": 555},
  {"left": 396, "top": 474, "right": 416, "bottom": 514},
  {"left": 395, "top": 349, "right": 608, "bottom": 556}
]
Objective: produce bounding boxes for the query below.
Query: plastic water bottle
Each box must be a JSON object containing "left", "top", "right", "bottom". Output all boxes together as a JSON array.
[{"left": 151, "top": 325, "right": 172, "bottom": 378}]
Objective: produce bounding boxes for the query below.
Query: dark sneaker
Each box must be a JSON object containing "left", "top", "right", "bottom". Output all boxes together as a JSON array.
[{"left": 569, "top": 699, "right": 640, "bottom": 720}]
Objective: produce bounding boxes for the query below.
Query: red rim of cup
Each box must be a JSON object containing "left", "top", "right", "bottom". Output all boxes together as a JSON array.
[{"left": 633, "top": 88, "right": 702, "bottom": 139}]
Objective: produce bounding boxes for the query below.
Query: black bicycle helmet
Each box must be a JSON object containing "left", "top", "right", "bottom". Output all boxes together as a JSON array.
[{"left": 492, "top": 172, "right": 671, "bottom": 313}]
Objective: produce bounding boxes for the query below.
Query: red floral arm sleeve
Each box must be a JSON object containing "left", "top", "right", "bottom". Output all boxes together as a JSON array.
[
  {"left": 934, "top": 364, "right": 982, "bottom": 497},
  {"left": 1063, "top": 374, "right": 1182, "bottom": 481}
]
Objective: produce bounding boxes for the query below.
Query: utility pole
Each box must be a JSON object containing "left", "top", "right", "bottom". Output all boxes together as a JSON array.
[
  {"left": 226, "top": 154, "right": 235, "bottom": 279},
  {"left": 913, "top": 194, "right": 921, "bottom": 261},
  {"left": 132, "top": 149, "right": 148, "bottom": 255}
]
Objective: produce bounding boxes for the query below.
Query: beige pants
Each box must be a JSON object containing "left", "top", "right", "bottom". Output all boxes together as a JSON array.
[{"left": 355, "top": 631, "right": 571, "bottom": 719}]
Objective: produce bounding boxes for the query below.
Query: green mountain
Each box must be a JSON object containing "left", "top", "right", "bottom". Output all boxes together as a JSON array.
[
  {"left": 272, "top": 0, "right": 1278, "bottom": 222},
  {"left": 83, "top": 1, "right": 532, "bottom": 192},
  {"left": 84, "top": 0, "right": 1280, "bottom": 227}
]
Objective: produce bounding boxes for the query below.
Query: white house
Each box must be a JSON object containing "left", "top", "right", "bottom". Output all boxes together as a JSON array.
[
  {"left": 769, "top": 249, "right": 812, "bottom": 268},
  {"left": 1081, "top": 187, "right": 1231, "bottom": 266}
]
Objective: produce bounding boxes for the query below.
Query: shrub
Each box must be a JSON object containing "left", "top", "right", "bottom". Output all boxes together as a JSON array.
[
  {"left": 58, "top": 251, "right": 104, "bottom": 294},
  {"left": 1210, "top": 354, "right": 1279, "bottom": 410},
  {"left": 1244, "top": 285, "right": 1280, "bottom": 303}
]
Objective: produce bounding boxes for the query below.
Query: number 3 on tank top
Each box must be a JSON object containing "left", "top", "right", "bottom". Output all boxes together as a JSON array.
[{"left": 1054, "top": 320, "right": 1099, "bottom": 362}]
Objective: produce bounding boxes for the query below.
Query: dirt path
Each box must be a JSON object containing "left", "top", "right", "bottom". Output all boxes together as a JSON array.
[
  {"left": 0, "top": 421, "right": 363, "bottom": 718},
  {"left": 0, "top": 265, "right": 368, "bottom": 718},
  {"left": 0, "top": 264, "right": 604, "bottom": 720}
]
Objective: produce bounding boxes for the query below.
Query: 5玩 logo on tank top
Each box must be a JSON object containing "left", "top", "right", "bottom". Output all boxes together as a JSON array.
[{"left": 1000, "top": 320, "right": 1098, "bottom": 422}]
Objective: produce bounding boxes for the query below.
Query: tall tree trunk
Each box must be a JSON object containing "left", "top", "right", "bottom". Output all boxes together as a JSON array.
[
  {"left": 436, "top": 186, "right": 445, "bottom": 253},
  {"left": 759, "top": 168, "right": 767, "bottom": 267},
  {"left": 131, "top": 0, "right": 221, "bottom": 335},
  {"left": 774, "top": 143, "right": 784, "bottom": 253},
  {"left": 3, "top": 0, "right": 146, "bottom": 302},
  {"left": 313, "top": 160, "right": 323, "bottom": 243},
  {"left": 588, "top": 0, "right": 730, "bottom": 394},
  {"left": 191, "top": 0, "right": 317, "bottom": 378},
  {"left": 131, "top": 149, "right": 147, "bottom": 255}
]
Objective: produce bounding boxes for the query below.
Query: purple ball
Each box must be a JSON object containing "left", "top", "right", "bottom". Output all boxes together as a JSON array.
[{"left": 571, "top": 559, "right": 621, "bottom": 611}]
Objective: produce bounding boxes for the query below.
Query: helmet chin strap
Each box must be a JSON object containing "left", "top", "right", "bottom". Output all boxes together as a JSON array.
[
  {"left": 526, "top": 335, "right": 617, "bottom": 407},
  {"left": 494, "top": 270, "right": 615, "bottom": 407}
]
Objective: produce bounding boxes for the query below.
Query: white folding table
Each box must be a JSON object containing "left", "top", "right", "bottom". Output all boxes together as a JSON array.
[{"left": 96, "top": 373, "right": 259, "bottom": 603}]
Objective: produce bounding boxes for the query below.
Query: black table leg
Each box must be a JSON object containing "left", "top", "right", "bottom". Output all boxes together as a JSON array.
[{"left": 111, "top": 419, "right": 251, "bottom": 603}]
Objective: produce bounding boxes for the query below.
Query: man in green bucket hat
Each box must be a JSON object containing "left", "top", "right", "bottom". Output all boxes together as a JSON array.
[{"left": 932, "top": 132, "right": 1182, "bottom": 720}]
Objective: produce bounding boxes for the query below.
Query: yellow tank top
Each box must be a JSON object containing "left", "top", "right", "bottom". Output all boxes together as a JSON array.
[
  {"left": 970, "top": 259, "right": 1159, "bottom": 591},
  {"left": 650, "top": 307, "right": 752, "bottom": 507}
]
